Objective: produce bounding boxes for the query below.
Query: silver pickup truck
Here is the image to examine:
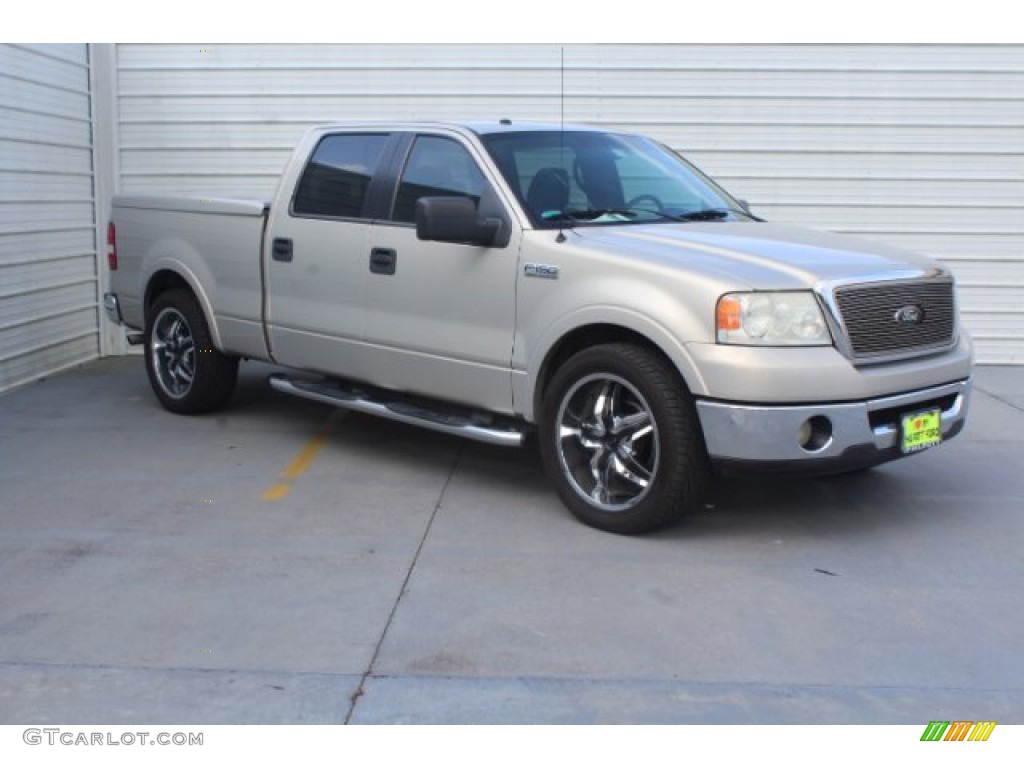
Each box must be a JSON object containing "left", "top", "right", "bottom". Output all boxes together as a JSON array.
[{"left": 104, "top": 121, "right": 973, "bottom": 534}]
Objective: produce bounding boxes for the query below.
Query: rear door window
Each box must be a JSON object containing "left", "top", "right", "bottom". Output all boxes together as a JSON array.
[{"left": 292, "top": 134, "right": 390, "bottom": 219}]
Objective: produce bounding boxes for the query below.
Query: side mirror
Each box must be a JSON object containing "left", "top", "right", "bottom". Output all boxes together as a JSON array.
[{"left": 415, "top": 197, "right": 503, "bottom": 247}]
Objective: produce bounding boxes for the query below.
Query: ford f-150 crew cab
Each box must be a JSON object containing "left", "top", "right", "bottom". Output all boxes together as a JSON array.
[{"left": 104, "top": 121, "right": 973, "bottom": 534}]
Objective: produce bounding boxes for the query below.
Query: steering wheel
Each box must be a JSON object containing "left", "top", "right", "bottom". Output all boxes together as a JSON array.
[{"left": 625, "top": 194, "right": 665, "bottom": 211}]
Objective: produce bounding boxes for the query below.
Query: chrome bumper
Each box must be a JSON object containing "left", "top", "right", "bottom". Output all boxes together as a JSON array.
[
  {"left": 696, "top": 378, "right": 971, "bottom": 471},
  {"left": 103, "top": 293, "right": 123, "bottom": 325}
]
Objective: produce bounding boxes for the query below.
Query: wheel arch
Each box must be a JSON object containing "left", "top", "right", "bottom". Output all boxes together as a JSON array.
[
  {"left": 144, "top": 267, "right": 224, "bottom": 351},
  {"left": 529, "top": 318, "right": 706, "bottom": 423}
]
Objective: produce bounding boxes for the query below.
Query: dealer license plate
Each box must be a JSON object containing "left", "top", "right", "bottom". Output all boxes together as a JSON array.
[{"left": 900, "top": 408, "right": 942, "bottom": 454}]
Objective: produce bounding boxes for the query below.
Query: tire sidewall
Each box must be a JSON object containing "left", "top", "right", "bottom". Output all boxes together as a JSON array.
[
  {"left": 147, "top": 303, "right": 196, "bottom": 404},
  {"left": 539, "top": 344, "right": 705, "bottom": 534},
  {"left": 144, "top": 289, "right": 237, "bottom": 414}
]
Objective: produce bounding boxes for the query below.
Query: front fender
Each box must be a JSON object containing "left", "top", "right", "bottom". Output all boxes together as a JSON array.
[{"left": 515, "top": 306, "right": 709, "bottom": 422}]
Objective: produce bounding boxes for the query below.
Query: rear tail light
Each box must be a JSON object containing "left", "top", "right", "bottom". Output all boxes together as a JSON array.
[{"left": 107, "top": 222, "right": 118, "bottom": 270}]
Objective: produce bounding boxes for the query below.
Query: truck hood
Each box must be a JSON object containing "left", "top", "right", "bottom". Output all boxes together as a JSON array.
[{"left": 577, "top": 222, "right": 947, "bottom": 289}]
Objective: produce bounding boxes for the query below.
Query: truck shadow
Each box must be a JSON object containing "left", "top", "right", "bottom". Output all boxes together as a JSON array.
[
  {"left": 227, "top": 365, "right": 954, "bottom": 541},
  {"left": 687, "top": 468, "right": 921, "bottom": 540}
]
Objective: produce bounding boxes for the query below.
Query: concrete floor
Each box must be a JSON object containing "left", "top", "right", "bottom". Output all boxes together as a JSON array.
[{"left": 1, "top": 358, "right": 1022, "bottom": 724}]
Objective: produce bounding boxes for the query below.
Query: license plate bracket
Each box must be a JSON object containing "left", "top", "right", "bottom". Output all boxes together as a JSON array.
[{"left": 900, "top": 408, "right": 942, "bottom": 454}]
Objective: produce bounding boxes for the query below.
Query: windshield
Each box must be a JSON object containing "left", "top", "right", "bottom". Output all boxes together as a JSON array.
[{"left": 480, "top": 130, "right": 755, "bottom": 229}]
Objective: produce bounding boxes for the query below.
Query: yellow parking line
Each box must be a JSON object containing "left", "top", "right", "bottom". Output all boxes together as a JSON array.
[
  {"left": 260, "top": 483, "right": 292, "bottom": 501},
  {"left": 281, "top": 432, "right": 331, "bottom": 480},
  {"left": 261, "top": 411, "right": 344, "bottom": 501}
]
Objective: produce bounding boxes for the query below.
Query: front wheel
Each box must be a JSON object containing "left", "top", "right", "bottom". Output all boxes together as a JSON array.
[
  {"left": 145, "top": 289, "right": 238, "bottom": 414},
  {"left": 539, "top": 343, "right": 708, "bottom": 534}
]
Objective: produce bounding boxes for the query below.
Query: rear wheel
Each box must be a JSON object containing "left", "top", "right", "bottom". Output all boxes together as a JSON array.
[
  {"left": 145, "top": 289, "right": 238, "bottom": 414},
  {"left": 539, "top": 343, "right": 708, "bottom": 534}
]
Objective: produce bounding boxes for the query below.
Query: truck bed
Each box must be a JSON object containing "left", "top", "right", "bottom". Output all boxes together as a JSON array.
[{"left": 110, "top": 195, "right": 270, "bottom": 360}]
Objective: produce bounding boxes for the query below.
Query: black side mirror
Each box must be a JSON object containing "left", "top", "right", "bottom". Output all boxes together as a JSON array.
[{"left": 415, "top": 197, "right": 503, "bottom": 247}]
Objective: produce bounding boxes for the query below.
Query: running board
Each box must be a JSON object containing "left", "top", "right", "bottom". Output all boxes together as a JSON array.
[{"left": 268, "top": 373, "right": 525, "bottom": 448}]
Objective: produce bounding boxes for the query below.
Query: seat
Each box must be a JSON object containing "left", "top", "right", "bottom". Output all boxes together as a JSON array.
[{"left": 526, "top": 167, "right": 570, "bottom": 219}]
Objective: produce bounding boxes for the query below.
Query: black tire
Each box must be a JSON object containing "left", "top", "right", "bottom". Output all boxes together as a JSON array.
[
  {"left": 144, "top": 289, "right": 238, "bottom": 414},
  {"left": 538, "top": 343, "right": 708, "bottom": 534}
]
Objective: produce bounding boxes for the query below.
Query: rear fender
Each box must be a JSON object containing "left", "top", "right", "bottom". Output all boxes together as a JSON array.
[{"left": 144, "top": 259, "right": 223, "bottom": 351}]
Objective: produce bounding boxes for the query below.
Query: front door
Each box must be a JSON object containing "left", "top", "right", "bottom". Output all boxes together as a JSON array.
[{"left": 362, "top": 133, "right": 519, "bottom": 414}]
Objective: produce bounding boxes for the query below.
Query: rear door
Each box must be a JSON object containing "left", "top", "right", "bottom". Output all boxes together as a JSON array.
[{"left": 265, "top": 131, "right": 398, "bottom": 376}]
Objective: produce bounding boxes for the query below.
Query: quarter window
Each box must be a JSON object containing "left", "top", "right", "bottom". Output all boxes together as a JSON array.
[{"left": 293, "top": 134, "right": 389, "bottom": 218}]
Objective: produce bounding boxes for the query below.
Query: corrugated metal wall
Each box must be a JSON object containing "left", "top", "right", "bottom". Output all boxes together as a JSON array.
[
  {"left": 0, "top": 44, "right": 101, "bottom": 392},
  {"left": 114, "top": 43, "right": 1023, "bottom": 363}
]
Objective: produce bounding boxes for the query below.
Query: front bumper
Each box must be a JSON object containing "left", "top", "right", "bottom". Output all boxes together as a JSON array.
[{"left": 696, "top": 378, "right": 971, "bottom": 474}]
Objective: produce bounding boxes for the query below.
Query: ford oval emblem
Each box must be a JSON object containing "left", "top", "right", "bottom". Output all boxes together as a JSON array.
[{"left": 894, "top": 305, "right": 925, "bottom": 324}]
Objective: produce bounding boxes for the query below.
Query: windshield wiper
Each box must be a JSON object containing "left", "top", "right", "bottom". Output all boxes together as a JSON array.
[
  {"left": 676, "top": 207, "right": 752, "bottom": 222},
  {"left": 541, "top": 207, "right": 685, "bottom": 223},
  {"left": 541, "top": 206, "right": 755, "bottom": 225},
  {"left": 542, "top": 208, "right": 630, "bottom": 222}
]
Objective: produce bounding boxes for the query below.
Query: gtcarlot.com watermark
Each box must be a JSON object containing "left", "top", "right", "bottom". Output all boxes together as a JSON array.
[{"left": 23, "top": 728, "right": 203, "bottom": 747}]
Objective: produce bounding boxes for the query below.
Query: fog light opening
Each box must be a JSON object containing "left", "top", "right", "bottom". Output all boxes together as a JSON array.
[{"left": 798, "top": 416, "right": 833, "bottom": 453}]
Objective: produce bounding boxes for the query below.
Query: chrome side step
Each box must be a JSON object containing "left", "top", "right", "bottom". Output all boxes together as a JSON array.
[{"left": 268, "top": 373, "right": 526, "bottom": 448}]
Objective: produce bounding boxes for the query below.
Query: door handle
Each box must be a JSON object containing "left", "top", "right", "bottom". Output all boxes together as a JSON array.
[
  {"left": 272, "top": 238, "right": 293, "bottom": 263},
  {"left": 369, "top": 247, "right": 397, "bottom": 275}
]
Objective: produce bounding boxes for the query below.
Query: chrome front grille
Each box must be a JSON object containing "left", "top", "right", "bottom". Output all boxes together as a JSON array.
[{"left": 833, "top": 279, "right": 956, "bottom": 361}]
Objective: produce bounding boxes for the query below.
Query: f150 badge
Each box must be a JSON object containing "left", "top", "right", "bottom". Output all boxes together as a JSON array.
[{"left": 524, "top": 263, "right": 560, "bottom": 280}]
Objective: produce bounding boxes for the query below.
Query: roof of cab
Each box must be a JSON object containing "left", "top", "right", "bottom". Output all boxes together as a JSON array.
[
  {"left": 459, "top": 120, "right": 607, "bottom": 135},
  {"left": 310, "top": 120, "right": 609, "bottom": 136}
]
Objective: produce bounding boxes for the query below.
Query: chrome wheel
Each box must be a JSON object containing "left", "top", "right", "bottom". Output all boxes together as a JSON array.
[
  {"left": 555, "top": 373, "right": 660, "bottom": 512},
  {"left": 150, "top": 307, "right": 195, "bottom": 399}
]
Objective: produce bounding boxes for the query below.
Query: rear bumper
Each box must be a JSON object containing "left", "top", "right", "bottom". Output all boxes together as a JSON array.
[
  {"left": 103, "top": 293, "right": 123, "bottom": 325},
  {"left": 696, "top": 377, "right": 971, "bottom": 474}
]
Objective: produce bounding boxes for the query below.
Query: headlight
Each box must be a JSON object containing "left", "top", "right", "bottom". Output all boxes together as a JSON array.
[{"left": 717, "top": 291, "right": 832, "bottom": 346}]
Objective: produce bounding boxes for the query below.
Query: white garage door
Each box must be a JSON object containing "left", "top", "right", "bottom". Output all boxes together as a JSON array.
[
  {"left": 0, "top": 44, "right": 100, "bottom": 392},
  {"left": 115, "top": 44, "right": 1023, "bottom": 363}
]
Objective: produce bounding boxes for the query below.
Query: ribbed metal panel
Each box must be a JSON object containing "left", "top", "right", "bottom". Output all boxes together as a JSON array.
[
  {"left": 112, "top": 43, "right": 1023, "bottom": 363},
  {"left": 0, "top": 44, "right": 100, "bottom": 393}
]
